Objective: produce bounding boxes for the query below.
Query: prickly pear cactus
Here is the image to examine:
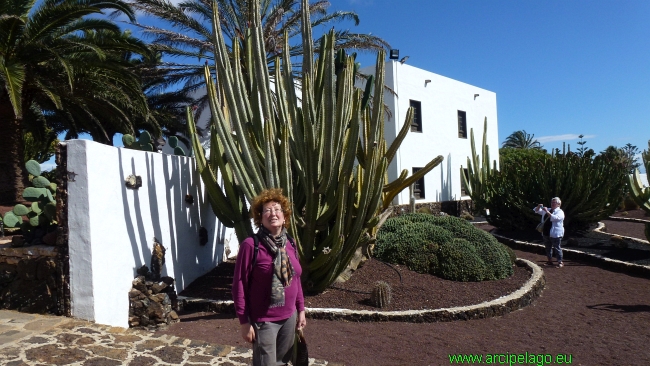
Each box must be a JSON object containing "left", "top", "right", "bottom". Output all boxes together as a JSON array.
[
  {"left": 370, "top": 281, "right": 392, "bottom": 308},
  {"left": 2, "top": 160, "right": 57, "bottom": 243},
  {"left": 122, "top": 131, "right": 154, "bottom": 152},
  {"left": 168, "top": 136, "right": 186, "bottom": 156}
]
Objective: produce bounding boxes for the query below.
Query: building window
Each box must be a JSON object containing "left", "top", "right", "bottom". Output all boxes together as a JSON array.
[
  {"left": 458, "top": 110, "right": 467, "bottom": 138},
  {"left": 412, "top": 167, "right": 425, "bottom": 199},
  {"left": 410, "top": 100, "right": 422, "bottom": 132},
  {"left": 460, "top": 168, "right": 469, "bottom": 196}
]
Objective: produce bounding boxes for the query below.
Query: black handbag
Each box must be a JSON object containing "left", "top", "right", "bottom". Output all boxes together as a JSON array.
[{"left": 293, "top": 329, "right": 309, "bottom": 366}]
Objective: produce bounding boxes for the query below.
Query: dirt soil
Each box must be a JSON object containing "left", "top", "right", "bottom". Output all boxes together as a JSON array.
[{"left": 158, "top": 210, "right": 650, "bottom": 365}]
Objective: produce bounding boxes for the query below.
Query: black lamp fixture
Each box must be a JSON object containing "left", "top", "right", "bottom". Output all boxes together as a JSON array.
[{"left": 389, "top": 49, "right": 399, "bottom": 60}]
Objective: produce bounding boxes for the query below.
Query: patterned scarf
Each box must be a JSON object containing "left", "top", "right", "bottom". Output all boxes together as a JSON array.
[{"left": 257, "top": 226, "right": 294, "bottom": 308}]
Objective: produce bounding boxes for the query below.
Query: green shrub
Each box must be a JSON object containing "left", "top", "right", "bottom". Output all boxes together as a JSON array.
[
  {"left": 375, "top": 219, "right": 452, "bottom": 273},
  {"left": 436, "top": 238, "right": 488, "bottom": 282},
  {"left": 376, "top": 214, "right": 512, "bottom": 281},
  {"left": 503, "top": 245, "right": 517, "bottom": 265}
]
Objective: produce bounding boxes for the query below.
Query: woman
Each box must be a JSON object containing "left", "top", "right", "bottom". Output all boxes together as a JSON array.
[
  {"left": 534, "top": 197, "right": 565, "bottom": 268},
  {"left": 232, "top": 188, "right": 306, "bottom": 366}
]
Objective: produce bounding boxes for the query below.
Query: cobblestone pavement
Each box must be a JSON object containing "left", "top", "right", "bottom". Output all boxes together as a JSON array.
[{"left": 0, "top": 310, "right": 329, "bottom": 365}]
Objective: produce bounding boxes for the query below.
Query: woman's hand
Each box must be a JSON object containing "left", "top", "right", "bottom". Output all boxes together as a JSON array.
[
  {"left": 296, "top": 310, "right": 307, "bottom": 330},
  {"left": 240, "top": 323, "right": 255, "bottom": 343}
]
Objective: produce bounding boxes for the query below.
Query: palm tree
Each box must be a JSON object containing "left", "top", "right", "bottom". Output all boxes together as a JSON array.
[
  {"left": 129, "top": 0, "right": 391, "bottom": 115},
  {"left": 0, "top": 0, "right": 153, "bottom": 203},
  {"left": 501, "top": 130, "right": 543, "bottom": 150}
]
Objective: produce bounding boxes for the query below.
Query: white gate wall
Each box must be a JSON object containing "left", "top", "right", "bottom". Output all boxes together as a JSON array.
[{"left": 66, "top": 139, "right": 236, "bottom": 328}]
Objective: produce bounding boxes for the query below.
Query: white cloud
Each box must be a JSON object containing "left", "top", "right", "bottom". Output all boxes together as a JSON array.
[{"left": 536, "top": 134, "right": 596, "bottom": 143}]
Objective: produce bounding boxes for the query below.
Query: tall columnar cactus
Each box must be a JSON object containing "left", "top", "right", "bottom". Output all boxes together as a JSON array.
[
  {"left": 626, "top": 140, "right": 650, "bottom": 241},
  {"left": 627, "top": 140, "right": 650, "bottom": 213},
  {"left": 460, "top": 118, "right": 497, "bottom": 213},
  {"left": 2, "top": 160, "right": 57, "bottom": 231},
  {"left": 186, "top": 0, "right": 442, "bottom": 291}
]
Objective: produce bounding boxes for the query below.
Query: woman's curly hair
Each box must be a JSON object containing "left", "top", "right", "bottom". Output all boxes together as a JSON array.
[{"left": 251, "top": 188, "right": 292, "bottom": 229}]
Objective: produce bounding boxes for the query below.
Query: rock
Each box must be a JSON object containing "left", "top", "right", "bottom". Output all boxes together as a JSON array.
[
  {"left": 149, "top": 293, "right": 167, "bottom": 303},
  {"left": 147, "top": 301, "right": 165, "bottom": 320},
  {"left": 136, "top": 265, "right": 150, "bottom": 277},
  {"left": 11, "top": 236, "right": 25, "bottom": 248},
  {"left": 129, "top": 289, "right": 142, "bottom": 298},
  {"left": 55, "top": 227, "right": 67, "bottom": 246},
  {"left": 128, "top": 316, "right": 140, "bottom": 327},
  {"left": 139, "top": 314, "right": 150, "bottom": 326},
  {"left": 17, "top": 259, "right": 38, "bottom": 280},
  {"left": 132, "top": 277, "right": 147, "bottom": 293},
  {"left": 41, "top": 231, "right": 57, "bottom": 246},
  {"left": 168, "top": 310, "right": 179, "bottom": 320},
  {"left": 151, "top": 282, "right": 168, "bottom": 294},
  {"left": 36, "top": 258, "right": 56, "bottom": 281}
]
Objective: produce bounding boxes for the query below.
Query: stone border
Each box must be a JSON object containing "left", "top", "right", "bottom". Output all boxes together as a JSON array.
[
  {"left": 606, "top": 216, "right": 650, "bottom": 224},
  {"left": 595, "top": 221, "right": 649, "bottom": 245},
  {"left": 491, "top": 227, "right": 650, "bottom": 279},
  {"left": 178, "top": 258, "right": 544, "bottom": 323}
]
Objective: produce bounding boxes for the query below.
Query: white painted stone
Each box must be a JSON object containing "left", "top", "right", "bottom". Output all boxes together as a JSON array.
[{"left": 66, "top": 139, "right": 236, "bottom": 328}]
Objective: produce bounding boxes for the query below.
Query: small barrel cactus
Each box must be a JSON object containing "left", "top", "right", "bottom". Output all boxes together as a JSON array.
[{"left": 370, "top": 281, "right": 392, "bottom": 308}]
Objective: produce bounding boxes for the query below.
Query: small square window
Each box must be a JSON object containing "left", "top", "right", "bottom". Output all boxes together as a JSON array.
[
  {"left": 458, "top": 110, "right": 467, "bottom": 138},
  {"left": 460, "top": 168, "right": 469, "bottom": 196},
  {"left": 410, "top": 100, "right": 422, "bottom": 132},
  {"left": 412, "top": 167, "right": 425, "bottom": 199}
]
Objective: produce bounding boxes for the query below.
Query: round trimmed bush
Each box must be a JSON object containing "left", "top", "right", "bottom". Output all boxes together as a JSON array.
[
  {"left": 375, "top": 217, "right": 453, "bottom": 273},
  {"left": 436, "top": 238, "right": 487, "bottom": 282},
  {"left": 375, "top": 213, "right": 513, "bottom": 281}
]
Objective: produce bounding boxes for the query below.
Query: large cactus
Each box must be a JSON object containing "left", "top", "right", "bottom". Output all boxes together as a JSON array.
[
  {"left": 627, "top": 140, "right": 650, "bottom": 213},
  {"left": 626, "top": 140, "right": 650, "bottom": 241},
  {"left": 186, "top": 0, "right": 442, "bottom": 291},
  {"left": 460, "top": 118, "right": 497, "bottom": 213}
]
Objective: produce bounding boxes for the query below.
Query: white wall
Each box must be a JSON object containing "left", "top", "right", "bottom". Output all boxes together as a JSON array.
[
  {"left": 66, "top": 139, "right": 236, "bottom": 328},
  {"left": 359, "top": 61, "right": 499, "bottom": 205}
]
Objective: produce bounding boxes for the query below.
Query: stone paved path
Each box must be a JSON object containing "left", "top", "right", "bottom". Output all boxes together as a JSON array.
[{"left": 0, "top": 310, "right": 329, "bottom": 365}]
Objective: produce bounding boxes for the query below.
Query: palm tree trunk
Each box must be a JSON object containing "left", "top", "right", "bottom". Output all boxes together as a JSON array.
[{"left": 0, "top": 98, "right": 28, "bottom": 204}]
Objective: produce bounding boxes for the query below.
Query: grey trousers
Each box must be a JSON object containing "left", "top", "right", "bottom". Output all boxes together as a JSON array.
[
  {"left": 252, "top": 311, "right": 297, "bottom": 366},
  {"left": 543, "top": 235, "right": 563, "bottom": 263}
]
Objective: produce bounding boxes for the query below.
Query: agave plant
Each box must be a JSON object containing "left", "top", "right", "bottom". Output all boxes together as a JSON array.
[{"left": 187, "top": 0, "right": 442, "bottom": 291}]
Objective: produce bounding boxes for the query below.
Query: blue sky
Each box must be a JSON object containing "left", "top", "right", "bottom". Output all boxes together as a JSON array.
[
  {"left": 46, "top": 0, "right": 649, "bottom": 170},
  {"left": 322, "top": 0, "right": 650, "bottom": 157}
]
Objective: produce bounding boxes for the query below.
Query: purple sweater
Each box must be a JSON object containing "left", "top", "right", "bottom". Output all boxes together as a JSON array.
[{"left": 232, "top": 236, "right": 305, "bottom": 324}]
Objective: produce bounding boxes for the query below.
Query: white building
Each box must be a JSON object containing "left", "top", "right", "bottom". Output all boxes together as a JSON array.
[{"left": 360, "top": 61, "right": 499, "bottom": 205}]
